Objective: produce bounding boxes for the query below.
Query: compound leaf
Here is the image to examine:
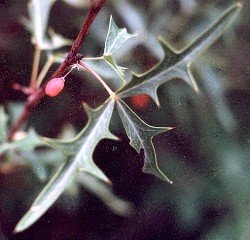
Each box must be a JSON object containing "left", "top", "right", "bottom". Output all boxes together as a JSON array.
[
  {"left": 116, "top": 99, "right": 173, "bottom": 183},
  {"left": 117, "top": 3, "right": 242, "bottom": 105}
]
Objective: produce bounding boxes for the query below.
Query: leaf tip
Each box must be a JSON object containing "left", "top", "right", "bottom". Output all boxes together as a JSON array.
[
  {"left": 14, "top": 222, "right": 26, "bottom": 234},
  {"left": 107, "top": 179, "right": 113, "bottom": 186},
  {"left": 155, "top": 98, "right": 161, "bottom": 108},
  {"left": 106, "top": 130, "right": 120, "bottom": 142},
  {"left": 195, "top": 87, "right": 202, "bottom": 95},
  {"left": 142, "top": 166, "right": 173, "bottom": 184}
]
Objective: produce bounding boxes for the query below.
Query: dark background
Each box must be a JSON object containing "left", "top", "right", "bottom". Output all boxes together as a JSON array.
[{"left": 0, "top": 0, "right": 249, "bottom": 239}]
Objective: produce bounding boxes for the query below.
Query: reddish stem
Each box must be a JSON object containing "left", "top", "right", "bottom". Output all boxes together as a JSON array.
[{"left": 7, "top": 0, "right": 106, "bottom": 140}]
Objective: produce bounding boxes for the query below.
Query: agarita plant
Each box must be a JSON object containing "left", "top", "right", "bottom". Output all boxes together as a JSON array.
[{"left": 0, "top": 0, "right": 242, "bottom": 233}]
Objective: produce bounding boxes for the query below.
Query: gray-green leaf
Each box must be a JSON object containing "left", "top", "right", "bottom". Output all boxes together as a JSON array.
[
  {"left": 40, "top": 29, "right": 73, "bottom": 50},
  {"left": 43, "top": 99, "right": 118, "bottom": 183},
  {"left": 103, "top": 54, "right": 127, "bottom": 79},
  {"left": 117, "top": 3, "right": 242, "bottom": 105},
  {"left": 14, "top": 157, "right": 77, "bottom": 233},
  {"left": 104, "top": 16, "right": 137, "bottom": 56},
  {"left": 116, "top": 99, "right": 173, "bottom": 183},
  {"left": 103, "top": 16, "right": 136, "bottom": 81},
  {"left": 15, "top": 99, "right": 118, "bottom": 233}
]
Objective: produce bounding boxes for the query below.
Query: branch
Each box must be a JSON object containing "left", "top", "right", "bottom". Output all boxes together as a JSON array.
[{"left": 7, "top": 0, "right": 106, "bottom": 140}]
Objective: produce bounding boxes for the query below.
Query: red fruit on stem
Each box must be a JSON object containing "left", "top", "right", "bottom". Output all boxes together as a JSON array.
[
  {"left": 45, "top": 78, "right": 65, "bottom": 97},
  {"left": 130, "top": 94, "right": 150, "bottom": 109}
]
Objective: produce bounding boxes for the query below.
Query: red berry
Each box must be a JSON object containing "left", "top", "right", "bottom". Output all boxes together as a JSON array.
[
  {"left": 130, "top": 94, "right": 150, "bottom": 109},
  {"left": 45, "top": 78, "right": 65, "bottom": 97}
]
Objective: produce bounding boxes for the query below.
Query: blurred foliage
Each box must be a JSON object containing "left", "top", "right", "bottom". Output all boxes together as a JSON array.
[{"left": 0, "top": 0, "right": 249, "bottom": 239}]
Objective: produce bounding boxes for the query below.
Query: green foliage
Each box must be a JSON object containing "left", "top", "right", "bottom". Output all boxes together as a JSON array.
[
  {"left": 103, "top": 16, "right": 137, "bottom": 80},
  {"left": 43, "top": 100, "right": 118, "bottom": 183},
  {"left": 118, "top": 3, "right": 242, "bottom": 106},
  {"left": 14, "top": 100, "right": 117, "bottom": 232},
  {"left": 0, "top": 0, "right": 244, "bottom": 235},
  {"left": 0, "top": 129, "right": 45, "bottom": 155},
  {"left": 116, "top": 99, "right": 173, "bottom": 183}
]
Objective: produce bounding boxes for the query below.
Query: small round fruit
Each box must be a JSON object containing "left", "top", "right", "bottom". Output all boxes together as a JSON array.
[{"left": 45, "top": 78, "right": 65, "bottom": 97}]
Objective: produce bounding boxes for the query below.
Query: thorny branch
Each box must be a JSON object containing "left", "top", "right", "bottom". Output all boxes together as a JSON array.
[{"left": 7, "top": 0, "right": 106, "bottom": 140}]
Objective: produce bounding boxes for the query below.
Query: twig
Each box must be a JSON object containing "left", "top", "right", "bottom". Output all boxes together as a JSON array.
[{"left": 7, "top": 0, "right": 106, "bottom": 141}]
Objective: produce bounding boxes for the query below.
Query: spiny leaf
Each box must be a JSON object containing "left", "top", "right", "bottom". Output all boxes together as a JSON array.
[
  {"left": 43, "top": 99, "right": 118, "bottom": 183},
  {"left": 103, "top": 16, "right": 136, "bottom": 81},
  {"left": 103, "top": 55, "right": 127, "bottom": 79},
  {"left": 117, "top": 3, "right": 242, "bottom": 105},
  {"left": 14, "top": 157, "right": 77, "bottom": 233},
  {"left": 15, "top": 100, "right": 117, "bottom": 233},
  {"left": 104, "top": 16, "right": 137, "bottom": 56},
  {"left": 28, "top": 0, "right": 56, "bottom": 46},
  {"left": 0, "top": 129, "right": 46, "bottom": 155},
  {"left": 0, "top": 106, "right": 8, "bottom": 142},
  {"left": 116, "top": 99, "right": 173, "bottom": 183}
]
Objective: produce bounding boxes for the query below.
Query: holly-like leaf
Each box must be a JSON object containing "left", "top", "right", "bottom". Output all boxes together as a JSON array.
[
  {"left": 0, "top": 107, "right": 8, "bottom": 142},
  {"left": 103, "top": 16, "right": 136, "bottom": 81},
  {"left": 0, "top": 129, "right": 46, "bottom": 155},
  {"left": 15, "top": 99, "right": 117, "bottom": 233},
  {"left": 104, "top": 16, "right": 137, "bottom": 56},
  {"left": 117, "top": 3, "right": 242, "bottom": 106},
  {"left": 28, "top": 0, "right": 56, "bottom": 46},
  {"left": 14, "top": 157, "right": 77, "bottom": 233},
  {"left": 103, "top": 54, "right": 127, "bottom": 79},
  {"left": 43, "top": 99, "right": 118, "bottom": 183},
  {"left": 116, "top": 99, "right": 173, "bottom": 183}
]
